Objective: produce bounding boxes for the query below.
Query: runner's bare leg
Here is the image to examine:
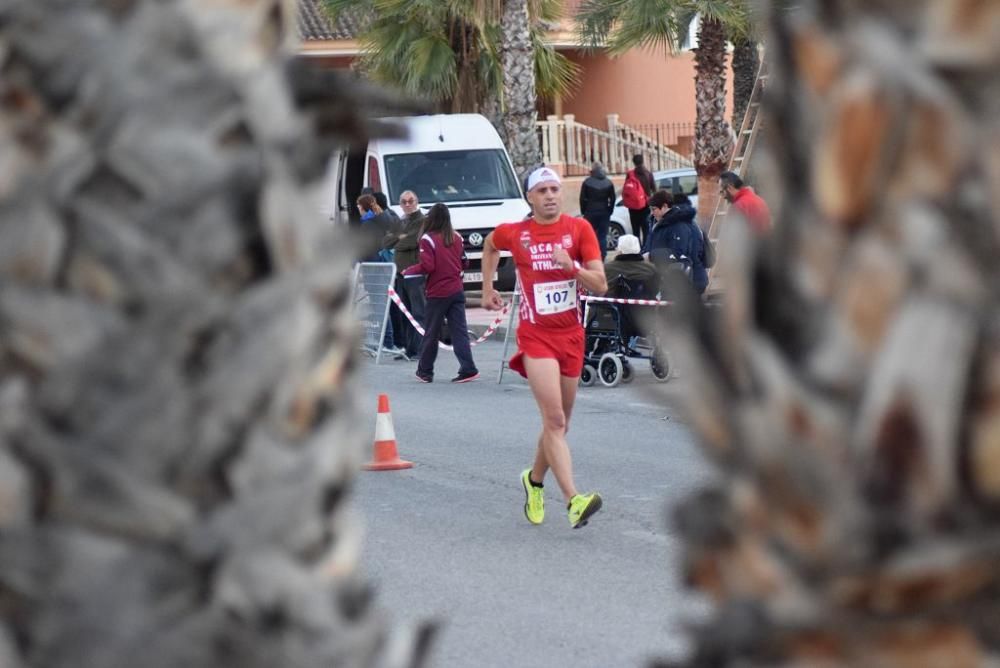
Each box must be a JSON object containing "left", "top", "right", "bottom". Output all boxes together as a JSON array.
[
  {"left": 524, "top": 356, "right": 578, "bottom": 501},
  {"left": 531, "top": 374, "right": 576, "bottom": 481}
]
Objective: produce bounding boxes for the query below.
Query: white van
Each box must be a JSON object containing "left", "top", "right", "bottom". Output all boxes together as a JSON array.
[{"left": 324, "top": 113, "right": 529, "bottom": 290}]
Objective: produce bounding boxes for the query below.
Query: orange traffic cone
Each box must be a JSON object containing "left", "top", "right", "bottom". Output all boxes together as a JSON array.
[{"left": 363, "top": 394, "right": 413, "bottom": 471}]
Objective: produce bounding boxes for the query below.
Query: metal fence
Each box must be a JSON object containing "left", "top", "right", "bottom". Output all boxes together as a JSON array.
[
  {"left": 619, "top": 122, "right": 695, "bottom": 159},
  {"left": 352, "top": 262, "right": 396, "bottom": 364}
]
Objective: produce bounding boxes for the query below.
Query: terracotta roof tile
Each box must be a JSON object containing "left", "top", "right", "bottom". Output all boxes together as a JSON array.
[{"left": 298, "top": 0, "right": 364, "bottom": 41}]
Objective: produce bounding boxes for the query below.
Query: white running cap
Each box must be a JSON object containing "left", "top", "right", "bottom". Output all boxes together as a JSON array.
[{"left": 525, "top": 166, "right": 561, "bottom": 192}]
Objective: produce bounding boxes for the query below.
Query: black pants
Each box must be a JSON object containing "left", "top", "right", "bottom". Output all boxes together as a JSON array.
[
  {"left": 629, "top": 207, "right": 650, "bottom": 247},
  {"left": 584, "top": 211, "right": 610, "bottom": 260},
  {"left": 400, "top": 275, "right": 426, "bottom": 357},
  {"left": 418, "top": 291, "right": 477, "bottom": 378}
]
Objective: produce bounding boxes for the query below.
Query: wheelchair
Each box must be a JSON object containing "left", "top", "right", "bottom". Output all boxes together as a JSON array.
[{"left": 579, "top": 276, "right": 672, "bottom": 388}]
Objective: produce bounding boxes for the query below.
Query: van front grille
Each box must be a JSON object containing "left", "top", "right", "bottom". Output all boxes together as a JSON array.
[{"left": 460, "top": 228, "right": 494, "bottom": 252}]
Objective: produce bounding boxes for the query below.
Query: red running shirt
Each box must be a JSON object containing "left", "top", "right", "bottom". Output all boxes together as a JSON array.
[{"left": 491, "top": 214, "right": 602, "bottom": 331}]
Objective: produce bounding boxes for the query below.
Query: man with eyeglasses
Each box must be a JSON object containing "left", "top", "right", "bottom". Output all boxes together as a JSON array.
[{"left": 389, "top": 190, "right": 428, "bottom": 359}]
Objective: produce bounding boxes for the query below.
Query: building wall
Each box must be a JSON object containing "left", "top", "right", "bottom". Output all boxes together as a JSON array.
[{"left": 560, "top": 48, "right": 733, "bottom": 130}]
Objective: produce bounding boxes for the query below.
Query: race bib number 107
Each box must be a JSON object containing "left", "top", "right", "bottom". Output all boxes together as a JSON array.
[{"left": 534, "top": 279, "right": 577, "bottom": 315}]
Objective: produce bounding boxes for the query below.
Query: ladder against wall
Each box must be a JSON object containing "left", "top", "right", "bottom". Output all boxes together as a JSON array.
[{"left": 706, "top": 59, "right": 768, "bottom": 294}]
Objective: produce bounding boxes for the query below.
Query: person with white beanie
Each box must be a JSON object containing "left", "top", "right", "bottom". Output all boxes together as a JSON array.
[{"left": 602, "top": 234, "right": 662, "bottom": 299}]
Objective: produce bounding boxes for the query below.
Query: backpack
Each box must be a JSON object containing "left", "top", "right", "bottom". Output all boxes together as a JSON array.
[{"left": 621, "top": 170, "right": 647, "bottom": 210}]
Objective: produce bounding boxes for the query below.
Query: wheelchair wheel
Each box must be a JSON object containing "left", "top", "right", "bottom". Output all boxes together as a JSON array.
[
  {"left": 620, "top": 359, "right": 634, "bottom": 384},
  {"left": 651, "top": 350, "right": 672, "bottom": 382},
  {"left": 598, "top": 353, "right": 623, "bottom": 388},
  {"left": 580, "top": 364, "right": 597, "bottom": 387}
]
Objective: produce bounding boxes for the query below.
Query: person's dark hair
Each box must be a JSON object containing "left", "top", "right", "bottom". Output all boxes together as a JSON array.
[
  {"left": 373, "top": 191, "right": 389, "bottom": 210},
  {"left": 720, "top": 171, "right": 744, "bottom": 190},
  {"left": 632, "top": 154, "right": 652, "bottom": 186},
  {"left": 648, "top": 189, "right": 672, "bottom": 209},
  {"left": 422, "top": 202, "right": 457, "bottom": 247},
  {"left": 357, "top": 193, "right": 377, "bottom": 213}
]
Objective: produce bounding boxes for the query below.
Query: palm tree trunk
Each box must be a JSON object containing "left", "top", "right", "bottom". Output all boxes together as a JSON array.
[
  {"left": 660, "top": 0, "right": 1000, "bottom": 665},
  {"left": 731, "top": 37, "right": 759, "bottom": 131},
  {"left": 0, "top": 1, "right": 431, "bottom": 666},
  {"left": 692, "top": 17, "right": 734, "bottom": 228},
  {"left": 500, "top": 0, "right": 542, "bottom": 180}
]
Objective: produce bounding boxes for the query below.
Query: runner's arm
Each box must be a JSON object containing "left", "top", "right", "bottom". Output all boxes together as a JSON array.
[
  {"left": 480, "top": 233, "right": 504, "bottom": 310},
  {"left": 576, "top": 259, "right": 607, "bottom": 296}
]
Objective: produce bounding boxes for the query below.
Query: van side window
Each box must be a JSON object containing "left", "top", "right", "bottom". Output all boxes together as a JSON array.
[{"left": 367, "top": 156, "right": 381, "bottom": 192}]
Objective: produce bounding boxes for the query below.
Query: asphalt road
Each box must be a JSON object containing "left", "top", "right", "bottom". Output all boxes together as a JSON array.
[{"left": 352, "top": 338, "right": 714, "bottom": 668}]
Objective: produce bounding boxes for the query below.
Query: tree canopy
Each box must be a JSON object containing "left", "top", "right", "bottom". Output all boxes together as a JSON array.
[{"left": 324, "top": 0, "right": 579, "bottom": 112}]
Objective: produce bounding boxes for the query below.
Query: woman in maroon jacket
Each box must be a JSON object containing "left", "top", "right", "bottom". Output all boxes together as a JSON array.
[{"left": 402, "top": 203, "right": 479, "bottom": 383}]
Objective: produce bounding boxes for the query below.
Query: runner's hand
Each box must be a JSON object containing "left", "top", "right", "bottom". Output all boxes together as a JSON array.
[
  {"left": 482, "top": 290, "right": 504, "bottom": 311},
  {"left": 551, "top": 246, "right": 574, "bottom": 271}
]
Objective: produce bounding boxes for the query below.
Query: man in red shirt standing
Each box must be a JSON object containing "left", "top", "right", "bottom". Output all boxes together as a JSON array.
[
  {"left": 720, "top": 171, "right": 772, "bottom": 235},
  {"left": 481, "top": 167, "right": 608, "bottom": 529}
]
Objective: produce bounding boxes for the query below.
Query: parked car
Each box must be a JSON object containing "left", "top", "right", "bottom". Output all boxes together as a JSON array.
[{"left": 607, "top": 167, "right": 699, "bottom": 250}]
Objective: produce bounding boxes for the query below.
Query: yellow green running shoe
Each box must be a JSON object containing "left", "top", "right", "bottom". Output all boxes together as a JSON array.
[
  {"left": 521, "top": 469, "right": 544, "bottom": 525},
  {"left": 567, "top": 492, "right": 602, "bottom": 528}
]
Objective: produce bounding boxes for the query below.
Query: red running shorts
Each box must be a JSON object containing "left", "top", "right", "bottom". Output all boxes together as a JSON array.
[{"left": 509, "top": 325, "right": 585, "bottom": 379}]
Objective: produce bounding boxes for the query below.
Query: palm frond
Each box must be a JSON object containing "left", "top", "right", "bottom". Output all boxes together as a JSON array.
[
  {"left": 575, "top": 0, "right": 629, "bottom": 51},
  {"left": 529, "top": 0, "right": 566, "bottom": 23},
  {"left": 532, "top": 32, "right": 580, "bottom": 100},
  {"left": 576, "top": 0, "right": 751, "bottom": 55},
  {"left": 607, "top": 0, "right": 680, "bottom": 55},
  {"left": 674, "top": 8, "right": 697, "bottom": 47},
  {"left": 403, "top": 35, "right": 460, "bottom": 100}
]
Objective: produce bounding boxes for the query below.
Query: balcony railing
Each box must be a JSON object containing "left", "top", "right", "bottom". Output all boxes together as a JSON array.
[{"left": 536, "top": 114, "right": 694, "bottom": 176}]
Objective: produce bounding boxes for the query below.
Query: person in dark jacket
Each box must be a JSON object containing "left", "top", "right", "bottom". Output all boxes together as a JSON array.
[
  {"left": 358, "top": 193, "right": 405, "bottom": 356},
  {"left": 402, "top": 203, "right": 479, "bottom": 383},
  {"left": 578, "top": 162, "right": 615, "bottom": 260},
  {"left": 387, "top": 190, "right": 427, "bottom": 358},
  {"left": 370, "top": 190, "right": 405, "bottom": 348},
  {"left": 357, "top": 193, "right": 399, "bottom": 261},
  {"left": 642, "top": 190, "right": 707, "bottom": 294},
  {"left": 373, "top": 191, "right": 401, "bottom": 224},
  {"left": 627, "top": 154, "right": 657, "bottom": 247},
  {"left": 673, "top": 193, "right": 709, "bottom": 294}
]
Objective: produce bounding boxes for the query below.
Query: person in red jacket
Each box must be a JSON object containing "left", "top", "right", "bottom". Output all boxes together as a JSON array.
[
  {"left": 720, "top": 171, "right": 772, "bottom": 235},
  {"left": 402, "top": 203, "right": 479, "bottom": 383},
  {"left": 481, "top": 166, "right": 608, "bottom": 529}
]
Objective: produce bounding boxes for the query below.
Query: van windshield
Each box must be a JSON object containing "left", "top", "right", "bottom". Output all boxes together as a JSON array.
[{"left": 384, "top": 149, "right": 521, "bottom": 204}]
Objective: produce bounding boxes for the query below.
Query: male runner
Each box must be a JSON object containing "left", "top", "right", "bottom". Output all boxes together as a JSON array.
[{"left": 481, "top": 167, "right": 608, "bottom": 528}]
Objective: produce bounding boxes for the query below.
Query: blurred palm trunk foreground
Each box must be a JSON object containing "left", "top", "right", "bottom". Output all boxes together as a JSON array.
[
  {"left": 0, "top": 1, "right": 430, "bottom": 666},
  {"left": 661, "top": 0, "right": 1000, "bottom": 666}
]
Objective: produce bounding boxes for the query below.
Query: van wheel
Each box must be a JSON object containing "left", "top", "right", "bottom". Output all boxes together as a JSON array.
[
  {"left": 580, "top": 364, "right": 597, "bottom": 387},
  {"left": 607, "top": 223, "right": 625, "bottom": 251}
]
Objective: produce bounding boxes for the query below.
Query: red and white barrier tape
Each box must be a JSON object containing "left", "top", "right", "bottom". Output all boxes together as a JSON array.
[
  {"left": 387, "top": 287, "right": 510, "bottom": 350},
  {"left": 581, "top": 295, "right": 672, "bottom": 306}
]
